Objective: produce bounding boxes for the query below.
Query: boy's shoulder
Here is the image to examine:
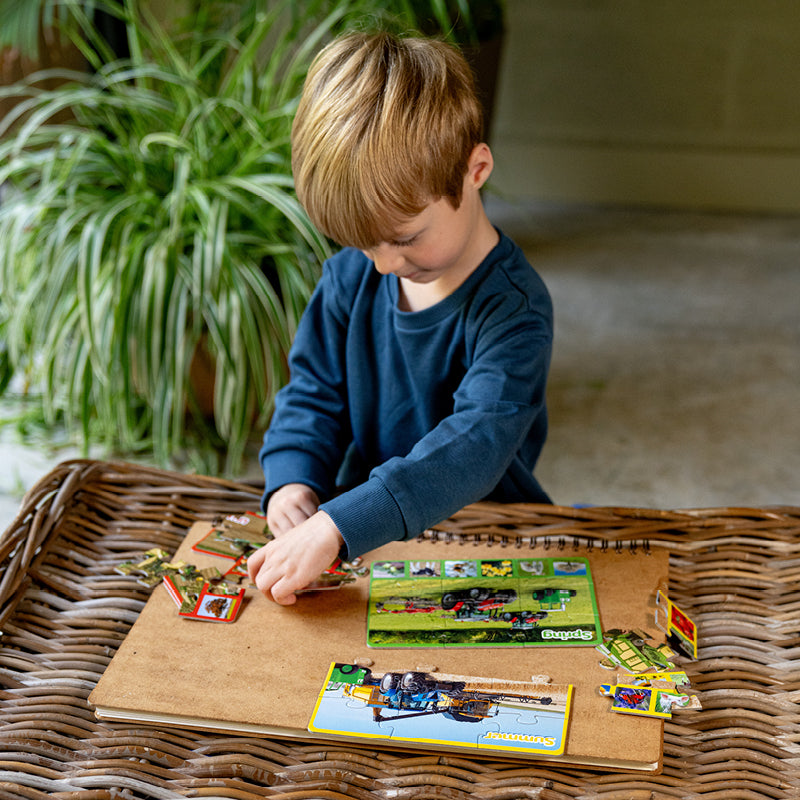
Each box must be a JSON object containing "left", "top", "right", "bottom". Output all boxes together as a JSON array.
[
  {"left": 315, "top": 247, "right": 384, "bottom": 321},
  {"left": 322, "top": 247, "right": 373, "bottom": 285},
  {"left": 475, "top": 231, "right": 551, "bottom": 310},
  {"left": 318, "top": 247, "right": 376, "bottom": 298}
]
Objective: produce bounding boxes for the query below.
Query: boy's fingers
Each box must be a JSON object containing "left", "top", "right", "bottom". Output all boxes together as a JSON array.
[
  {"left": 249, "top": 546, "right": 304, "bottom": 604},
  {"left": 266, "top": 513, "right": 292, "bottom": 536},
  {"left": 268, "top": 503, "right": 316, "bottom": 536},
  {"left": 269, "top": 578, "right": 299, "bottom": 606},
  {"left": 247, "top": 511, "right": 343, "bottom": 605},
  {"left": 246, "top": 546, "right": 267, "bottom": 582}
]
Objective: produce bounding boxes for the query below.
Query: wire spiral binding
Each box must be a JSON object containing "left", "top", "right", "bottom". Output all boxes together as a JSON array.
[{"left": 419, "top": 528, "right": 651, "bottom": 553}]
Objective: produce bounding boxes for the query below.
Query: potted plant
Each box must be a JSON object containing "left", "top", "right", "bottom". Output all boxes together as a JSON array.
[
  {"left": 0, "top": 0, "right": 370, "bottom": 475},
  {"left": 0, "top": 0, "right": 506, "bottom": 476}
]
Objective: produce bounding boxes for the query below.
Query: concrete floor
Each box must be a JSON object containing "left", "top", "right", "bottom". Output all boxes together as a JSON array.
[
  {"left": 488, "top": 201, "right": 800, "bottom": 509},
  {"left": 1, "top": 204, "right": 799, "bottom": 532}
]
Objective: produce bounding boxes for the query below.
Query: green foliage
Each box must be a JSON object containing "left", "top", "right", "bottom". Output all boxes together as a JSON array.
[
  {"left": 0, "top": 0, "right": 72, "bottom": 59},
  {"left": 390, "top": 0, "right": 504, "bottom": 44},
  {"left": 0, "top": 0, "right": 372, "bottom": 474},
  {"left": 0, "top": 0, "right": 505, "bottom": 476}
]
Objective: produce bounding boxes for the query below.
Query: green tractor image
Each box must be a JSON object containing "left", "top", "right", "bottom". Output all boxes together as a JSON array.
[{"left": 597, "top": 629, "right": 676, "bottom": 673}]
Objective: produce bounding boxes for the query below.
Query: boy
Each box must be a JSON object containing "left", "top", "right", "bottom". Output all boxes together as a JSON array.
[{"left": 248, "top": 31, "right": 553, "bottom": 605}]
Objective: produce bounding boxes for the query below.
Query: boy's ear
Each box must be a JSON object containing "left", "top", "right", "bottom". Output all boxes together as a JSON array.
[{"left": 467, "top": 143, "right": 494, "bottom": 190}]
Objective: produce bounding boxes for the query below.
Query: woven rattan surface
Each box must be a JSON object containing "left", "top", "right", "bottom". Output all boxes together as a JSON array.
[{"left": 1, "top": 459, "right": 798, "bottom": 799}]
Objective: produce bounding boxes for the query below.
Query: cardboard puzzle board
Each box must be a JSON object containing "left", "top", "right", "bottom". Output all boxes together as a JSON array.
[{"left": 90, "top": 523, "right": 670, "bottom": 770}]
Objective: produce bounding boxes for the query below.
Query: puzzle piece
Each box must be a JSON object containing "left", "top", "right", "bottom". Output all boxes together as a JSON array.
[
  {"left": 481, "top": 558, "right": 514, "bottom": 578},
  {"left": 115, "top": 548, "right": 187, "bottom": 587},
  {"left": 473, "top": 717, "right": 502, "bottom": 748},
  {"left": 372, "top": 560, "right": 407, "bottom": 579},
  {"left": 193, "top": 512, "right": 273, "bottom": 559},
  {"left": 304, "top": 556, "right": 368, "bottom": 591},
  {"left": 162, "top": 567, "right": 220, "bottom": 607},
  {"left": 444, "top": 559, "right": 478, "bottom": 578},
  {"left": 163, "top": 564, "right": 243, "bottom": 609},
  {"left": 176, "top": 583, "right": 245, "bottom": 622},
  {"left": 655, "top": 589, "right": 698, "bottom": 659},
  {"left": 197, "top": 513, "right": 366, "bottom": 591},
  {"left": 596, "top": 628, "right": 677, "bottom": 673},
  {"left": 599, "top": 682, "right": 701, "bottom": 719},
  {"left": 552, "top": 559, "right": 589, "bottom": 576},
  {"left": 506, "top": 708, "right": 543, "bottom": 726},
  {"left": 222, "top": 555, "right": 250, "bottom": 584},
  {"left": 619, "top": 669, "right": 691, "bottom": 687},
  {"left": 117, "top": 549, "right": 244, "bottom": 622},
  {"left": 518, "top": 559, "right": 545, "bottom": 576},
  {"left": 409, "top": 560, "right": 441, "bottom": 578}
]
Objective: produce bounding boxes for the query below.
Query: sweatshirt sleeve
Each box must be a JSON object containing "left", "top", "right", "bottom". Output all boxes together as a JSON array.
[
  {"left": 321, "top": 274, "right": 553, "bottom": 559},
  {"left": 258, "top": 260, "right": 352, "bottom": 505}
]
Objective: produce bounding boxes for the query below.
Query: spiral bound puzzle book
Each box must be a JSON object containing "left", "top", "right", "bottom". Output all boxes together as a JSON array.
[{"left": 90, "top": 520, "right": 670, "bottom": 771}]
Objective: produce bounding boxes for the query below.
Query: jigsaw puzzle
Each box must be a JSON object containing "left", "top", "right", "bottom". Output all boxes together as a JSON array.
[
  {"left": 192, "top": 512, "right": 273, "bottom": 559},
  {"left": 367, "top": 557, "right": 601, "bottom": 648},
  {"left": 309, "top": 663, "right": 573, "bottom": 755},
  {"left": 194, "top": 512, "right": 368, "bottom": 590},
  {"left": 117, "top": 548, "right": 246, "bottom": 622}
]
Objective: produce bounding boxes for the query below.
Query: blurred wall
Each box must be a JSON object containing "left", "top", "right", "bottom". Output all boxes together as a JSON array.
[{"left": 491, "top": 0, "right": 800, "bottom": 212}]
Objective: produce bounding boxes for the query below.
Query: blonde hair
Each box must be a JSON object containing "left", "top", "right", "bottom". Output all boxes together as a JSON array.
[{"left": 291, "top": 31, "right": 483, "bottom": 249}]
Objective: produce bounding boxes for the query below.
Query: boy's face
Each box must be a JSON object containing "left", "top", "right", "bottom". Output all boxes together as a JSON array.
[
  {"left": 361, "top": 194, "right": 474, "bottom": 283},
  {"left": 359, "top": 145, "right": 496, "bottom": 300}
]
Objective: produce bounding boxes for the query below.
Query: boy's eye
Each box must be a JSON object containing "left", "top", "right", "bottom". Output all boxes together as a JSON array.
[{"left": 393, "top": 236, "right": 418, "bottom": 248}]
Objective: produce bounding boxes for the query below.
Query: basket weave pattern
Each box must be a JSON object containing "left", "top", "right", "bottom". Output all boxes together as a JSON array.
[{"left": 1, "top": 459, "right": 799, "bottom": 799}]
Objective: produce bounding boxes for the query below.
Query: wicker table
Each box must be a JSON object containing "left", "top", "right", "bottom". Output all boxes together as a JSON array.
[{"left": 1, "top": 459, "right": 798, "bottom": 799}]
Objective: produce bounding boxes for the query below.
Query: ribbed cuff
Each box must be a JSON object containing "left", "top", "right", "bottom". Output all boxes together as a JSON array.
[
  {"left": 260, "top": 450, "right": 331, "bottom": 509},
  {"left": 320, "top": 477, "right": 406, "bottom": 559}
]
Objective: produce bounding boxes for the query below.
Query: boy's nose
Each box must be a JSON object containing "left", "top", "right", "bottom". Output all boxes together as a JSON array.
[{"left": 366, "top": 245, "right": 404, "bottom": 276}]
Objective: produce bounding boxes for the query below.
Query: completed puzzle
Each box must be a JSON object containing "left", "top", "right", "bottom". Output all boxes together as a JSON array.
[
  {"left": 309, "top": 663, "right": 573, "bottom": 755},
  {"left": 367, "top": 556, "right": 602, "bottom": 648}
]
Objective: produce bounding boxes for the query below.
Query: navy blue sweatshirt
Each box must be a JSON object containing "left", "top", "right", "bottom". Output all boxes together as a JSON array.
[{"left": 260, "top": 230, "right": 553, "bottom": 558}]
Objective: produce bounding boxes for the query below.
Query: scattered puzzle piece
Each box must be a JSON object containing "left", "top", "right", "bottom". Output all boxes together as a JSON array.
[
  {"left": 194, "top": 513, "right": 367, "bottom": 591},
  {"left": 306, "top": 557, "right": 369, "bottom": 591},
  {"left": 619, "top": 669, "right": 691, "bottom": 687},
  {"left": 117, "top": 548, "right": 246, "bottom": 623},
  {"left": 116, "top": 513, "right": 370, "bottom": 624},
  {"left": 596, "top": 628, "right": 677, "bottom": 673},
  {"left": 655, "top": 589, "right": 698, "bottom": 659},
  {"left": 193, "top": 512, "right": 273, "bottom": 559},
  {"left": 115, "top": 549, "right": 186, "bottom": 587},
  {"left": 177, "top": 583, "right": 245, "bottom": 622},
  {"left": 599, "top": 682, "right": 701, "bottom": 718}
]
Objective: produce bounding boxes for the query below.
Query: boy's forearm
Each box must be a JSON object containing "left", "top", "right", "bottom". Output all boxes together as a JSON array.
[
  {"left": 320, "top": 401, "right": 544, "bottom": 560},
  {"left": 320, "top": 476, "right": 406, "bottom": 559}
]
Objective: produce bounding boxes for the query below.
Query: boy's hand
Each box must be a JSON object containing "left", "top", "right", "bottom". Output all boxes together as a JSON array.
[
  {"left": 266, "top": 483, "right": 320, "bottom": 535},
  {"left": 247, "top": 510, "right": 344, "bottom": 606}
]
